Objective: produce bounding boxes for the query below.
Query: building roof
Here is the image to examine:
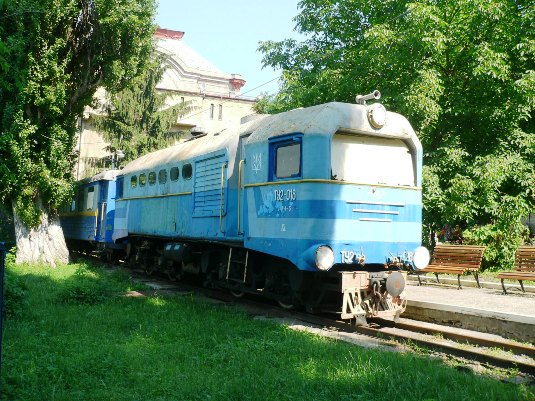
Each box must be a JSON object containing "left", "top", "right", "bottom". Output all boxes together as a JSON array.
[{"left": 156, "top": 31, "right": 223, "bottom": 75}]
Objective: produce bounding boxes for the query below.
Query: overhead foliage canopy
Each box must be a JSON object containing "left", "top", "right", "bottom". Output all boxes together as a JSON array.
[
  {"left": 95, "top": 55, "right": 191, "bottom": 167},
  {"left": 0, "top": 0, "right": 156, "bottom": 227},
  {"left": 259, "top": 0, "right": 535, "bottom": 268}
]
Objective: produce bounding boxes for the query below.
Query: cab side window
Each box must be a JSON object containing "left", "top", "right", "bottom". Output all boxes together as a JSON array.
[{"left": 269, "top": 134, "right": 302, "bottom": 181}]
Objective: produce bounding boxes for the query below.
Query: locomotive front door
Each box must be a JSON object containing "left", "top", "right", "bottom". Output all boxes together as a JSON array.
[
  {"left": 237, "top": 136, "right": 248, "bottom": 236},
  {"left": 96, "top": 182, "right": 107, "bottom": 242}
]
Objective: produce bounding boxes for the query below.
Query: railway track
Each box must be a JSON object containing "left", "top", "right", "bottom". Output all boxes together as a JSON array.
[{"left": 84, "top": 254, "right": 535, "bottom": 379}]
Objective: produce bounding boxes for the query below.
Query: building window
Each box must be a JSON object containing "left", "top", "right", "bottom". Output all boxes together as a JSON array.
[
  {"left": 148, "top": 172, "right": 156, "bottom": 185},
  {"left": 131, "top": 175, "right": 137, "bottom": 188},
  {"left": 170, "top": 167, "right": 179, "bottom": 181},
  {"left": 158, "top": 169, "right": 167, "bottom": 184},
  {"left": 218, "top": 104, "right": 223, "bottom": 120},
  {"left": 182, "top": 163, "right": 192, "bottom": 179},
  {"left": 139, "top": 173, "right": 147, "bottom": 187},
  {"left": 210, "top": 104, "right": 214, "bottom": 120}
]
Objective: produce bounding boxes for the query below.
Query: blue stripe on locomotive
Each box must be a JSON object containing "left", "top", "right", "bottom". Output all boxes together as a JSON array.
[{"left": 243, "top": 182, "right": 422, "bottom": 270}]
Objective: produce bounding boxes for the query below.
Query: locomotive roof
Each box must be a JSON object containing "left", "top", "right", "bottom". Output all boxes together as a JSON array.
[
  {"left": 120, "top": 129, "right": 241, "bottom": 176},
  {"left": 119, "top": 101, "right": 420, "bottom": 176},
  {"left": 242, "top": 102, "right": 419, "bottom": 145},
  {"left": 82, "top": 169, "right": 121, "bottom": 183}
]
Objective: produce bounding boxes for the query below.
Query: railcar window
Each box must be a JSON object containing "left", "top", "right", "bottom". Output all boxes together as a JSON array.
[
  {"left": 148, "top": 172, "right": 156, "bottom": 185},
  {"left": 159, "top": 169, "right": 167, "bottom": 184},
  {"left": 139, "top": 173, "right": 147, "bottom": 187},
  {"left": 86, "top": 187, "right": 95, "bottom": 211},
  {"left": 182, "top": 163, "right": 192, "bottom": 179},
  {"left": 170, "top": 167, "right": 179, "bottom": 181},
  {"left": 276, "top": 143, "right": 301, "bottom": 178}
]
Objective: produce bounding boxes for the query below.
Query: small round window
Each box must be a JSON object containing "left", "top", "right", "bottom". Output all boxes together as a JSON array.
[
  {"left": 182, "top": 164, "right": 192, "bottom": 179},
  {"left": 170, "top": 167, "right": 179, "bottom": 181},
  {"left": 158, "top": 169, "right": 167, "bottom": 184},
  {"left": 131, "top": 175, "right": 137, "bottom": 188},
  {"left": 139, "top": 173, "right": 147, "bottom": 187},
  {"left": 148, "top": 172, "right": 156, "bottom": 185}
]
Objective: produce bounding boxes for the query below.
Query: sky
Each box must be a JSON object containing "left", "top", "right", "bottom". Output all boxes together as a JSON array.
[{"left": 155, "top": 0, "right": 304, "bottom": 98}]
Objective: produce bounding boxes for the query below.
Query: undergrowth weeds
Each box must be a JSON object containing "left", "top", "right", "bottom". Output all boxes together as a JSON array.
[{"left": 1, "top": 261, "right": 533, "bottom": 401}]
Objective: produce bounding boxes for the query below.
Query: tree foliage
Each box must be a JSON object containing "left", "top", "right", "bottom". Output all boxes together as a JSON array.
[
  {"left": 95, "top": 55, "right": 191, "bottom": 166},
  {"left": 0, "top": 0, "right": 156, "bottom": 227},
  {"left": 260, "top": 0, "right": 535, "bottom": 269}
]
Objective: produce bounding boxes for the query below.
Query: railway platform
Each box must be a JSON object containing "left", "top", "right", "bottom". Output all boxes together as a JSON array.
[{"left": 403, "top": 281, "right": 535, "bottom": 343}]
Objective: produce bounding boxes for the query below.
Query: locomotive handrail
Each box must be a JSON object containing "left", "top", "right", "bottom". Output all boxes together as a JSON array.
[
  {"left": 219, "top": 162, "right": 227, "bottom": 233},
  {"left": 94, "top": 210, "right": 98, "bottom": 238},
  {"left": 244, "top": 179, "right": 422, "bottom": 191},
  {"left": 238, "top": 159, "right": 245, "bottom": 234},
  {"left": 100, "top": 202, "right": 107, "bottom": 237}
]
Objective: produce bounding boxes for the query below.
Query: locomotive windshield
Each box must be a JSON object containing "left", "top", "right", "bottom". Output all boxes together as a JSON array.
[{"left": 331, "top": 133, "right": 416, "bottom": 186}]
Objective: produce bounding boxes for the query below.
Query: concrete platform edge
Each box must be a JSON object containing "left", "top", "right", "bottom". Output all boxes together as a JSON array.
[{"left": 404, "top": 301, "right": 535, "bottom": 343}]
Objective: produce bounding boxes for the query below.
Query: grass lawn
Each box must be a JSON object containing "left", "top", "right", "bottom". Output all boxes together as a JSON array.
[{"left": 1, "top": 261, "right": 533, "bottom": 401}]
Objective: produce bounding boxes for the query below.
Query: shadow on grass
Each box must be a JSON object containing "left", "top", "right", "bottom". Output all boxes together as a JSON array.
[{"left": 1, "top": 262, "right": 532, "bottom": 401}]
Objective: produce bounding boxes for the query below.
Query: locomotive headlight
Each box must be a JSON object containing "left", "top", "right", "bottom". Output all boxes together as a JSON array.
[
  {"left": 413, "top": 246, "right": 430, "bottom": 270},
  {"left": 367, "top": 103, "right": 387, "bottom": 129},
  {"left": 315, "top": 246, "right": 335, "bottom": 271}
]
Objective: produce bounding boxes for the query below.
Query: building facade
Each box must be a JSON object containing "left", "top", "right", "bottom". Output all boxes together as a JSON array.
[{"left": 76, "top": 28, "right": 256, "bottom": 179}]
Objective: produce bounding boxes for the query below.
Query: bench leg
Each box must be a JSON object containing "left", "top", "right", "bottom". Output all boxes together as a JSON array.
[
  {"left": 417, "top": 273, "right": 422, "bottom": 286},
  {"left": 501, "top": 278, "right": 508, "bottom": 295},
  {"left": 434, "top": 273, "right": 440, "bottom": 284},
  {"left": 457, "top": 274, "right": 462, "bottom": 290},
  {"left": 519, "top": 280, "right": 525, "bottom": 293},
  {"left": 473, "top": 271, "right": 481, "bottom": 288}
]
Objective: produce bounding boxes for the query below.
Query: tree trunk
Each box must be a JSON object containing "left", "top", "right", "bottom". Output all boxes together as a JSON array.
[{"left": 12, "top": 199, "right": 69, "bottom": 267}]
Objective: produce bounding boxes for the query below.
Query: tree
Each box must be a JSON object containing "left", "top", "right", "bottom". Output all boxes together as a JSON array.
[
  {"left": 260, "top": 0, "right": 535, "bottom": 269},
  {"left": 95, "top": 55, "right": 191, "bottom": 167},
  {"left": 0, "top": 0, "right": 156, "bottom": 266}
]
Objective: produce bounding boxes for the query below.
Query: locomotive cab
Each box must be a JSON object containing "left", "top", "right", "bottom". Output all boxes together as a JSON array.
[{"left": 241, "top": 98, "right": 429, "bottom": 321}]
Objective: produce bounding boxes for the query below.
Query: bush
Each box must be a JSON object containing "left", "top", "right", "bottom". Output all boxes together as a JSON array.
[{"left": 3, "top": 269, "right": 28, "bottom": 318}]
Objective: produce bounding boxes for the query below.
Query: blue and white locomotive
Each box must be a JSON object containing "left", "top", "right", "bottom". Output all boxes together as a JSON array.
[
  {"left": 62, "top": 93, "right": 430, "bottom": 322},
  {"left": 60, "top": 170, "right": 120, "bottom": 256}
]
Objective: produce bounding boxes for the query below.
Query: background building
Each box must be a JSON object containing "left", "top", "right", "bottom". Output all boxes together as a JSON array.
[{"left": 76, "top": 28, "right": 256, "bottom": 179}]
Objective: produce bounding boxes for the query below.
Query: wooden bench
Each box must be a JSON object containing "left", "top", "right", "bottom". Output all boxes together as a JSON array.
[
  {"left": 416, "top": 244, "right": 486, "bottom": 289},
  {"left": 497, "top": 246, "right": 535, "bottom": 294}
]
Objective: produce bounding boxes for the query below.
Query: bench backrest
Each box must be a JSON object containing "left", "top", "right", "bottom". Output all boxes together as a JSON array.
[
  {"left": 515, "top": 246, "right": 535, "bottom": 272},
  {"left": 431, "top": 245, "right": 486, "bottom": 268}
]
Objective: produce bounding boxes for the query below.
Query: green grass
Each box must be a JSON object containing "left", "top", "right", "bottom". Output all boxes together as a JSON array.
[{"left": 2, "top": 262, "right": 533, "bottom": 401}]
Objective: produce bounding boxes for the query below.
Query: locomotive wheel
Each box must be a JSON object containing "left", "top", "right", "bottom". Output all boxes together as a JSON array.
[
  {"left": 277, "top": 299, "right": 294, "bottom": 310},
  {"left": 143, "top": 258, "right": 155, "bottom": 275},
  {"left": 167, "top": 267, "right": 179, "bottom": 282},
  {"left": 230, "top": 288, "right": 244, "bottom": 298}
]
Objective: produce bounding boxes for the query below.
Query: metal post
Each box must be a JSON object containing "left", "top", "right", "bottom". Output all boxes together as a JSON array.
[{"left": 0, "top": 242, "right": 6, "bottom": 374}]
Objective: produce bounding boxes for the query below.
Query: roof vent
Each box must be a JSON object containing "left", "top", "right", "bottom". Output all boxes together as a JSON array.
[{"left": 191, "top": 126, "right": 207, "bottom": 138}]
